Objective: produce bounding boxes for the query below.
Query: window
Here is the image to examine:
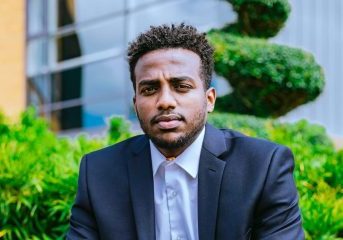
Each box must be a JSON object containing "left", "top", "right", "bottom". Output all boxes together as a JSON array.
[
  {"left": 28, "top": 58, "right": 129, "bottom": 131},
  {"left": 52, "top": 17, "right": 125, "bottom": 63},
  {"left": 27, "top": 0, "right": 45, "bottom": 36},
  {"left": 26, "top": 0, "right": 232, "bottom": 132},
  {"left": 48, "top": 0, "right": 125, "bottom": 31}
]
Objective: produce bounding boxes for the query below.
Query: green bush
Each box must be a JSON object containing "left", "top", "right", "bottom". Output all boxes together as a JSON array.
[
  {"left": 0, "top": 108, "right": 133, "bottom": 239},
  {"left": 107, "top": 115, "right": 134, "bottom": 144},
  {"left": 0, "top": 110, "right": 341, "bottom": 239},
  {"left": 208, "top": 32, "right": 325, "bottom": 117},
  {"left": 208, "top": 113, "right": 343, "bottom": 239},
  {"left": 226, "top": 0, "right": 291, "bottom": 38}
]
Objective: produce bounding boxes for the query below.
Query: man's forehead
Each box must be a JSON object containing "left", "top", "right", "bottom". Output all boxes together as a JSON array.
[
  {"left": 135, "top": 48, "right": 200, "bottom": 71},
  {"left": 138, "top": 48, "right": 200, "bottom": 63}
]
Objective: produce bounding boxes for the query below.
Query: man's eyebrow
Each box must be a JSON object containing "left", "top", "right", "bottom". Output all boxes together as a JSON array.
[
  {"left": 137, "top": 77, "right": 195, "bottom": 88},
  {"left": 169, "top": 76, "right": 194, "bottom": 82},
  {"left": 138, "top": 79, "right": 160, "bottom": 87}
]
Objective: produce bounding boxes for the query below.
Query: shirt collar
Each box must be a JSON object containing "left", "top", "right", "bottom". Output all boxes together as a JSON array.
[{"left": 150, "top": 126, "right": 205, "bottom": 179}]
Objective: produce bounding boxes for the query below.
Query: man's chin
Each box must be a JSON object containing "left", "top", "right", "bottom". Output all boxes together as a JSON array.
[{"left": 150, "top": 134, "right": 187, "bottom": 150}]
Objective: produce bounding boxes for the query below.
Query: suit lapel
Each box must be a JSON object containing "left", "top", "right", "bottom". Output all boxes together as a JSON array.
[
  {"left": 128, "top": 136, "right": 155, "bottom": 240},
  {"left": 198, "top": 124, "right": 228, "bottom": 240}
]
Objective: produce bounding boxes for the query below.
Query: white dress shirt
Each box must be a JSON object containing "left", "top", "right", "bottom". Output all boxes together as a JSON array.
[{"left": 150, "top": 127, "right": 205, "bottom": 240}]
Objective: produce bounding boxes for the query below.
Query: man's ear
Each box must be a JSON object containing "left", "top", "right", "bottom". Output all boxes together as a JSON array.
[
  {"left": 206, "top": 87, "right": 216, "bottom": 113},
  {"left": 133, "top": 96, "right": 136, "bottom": 112}
]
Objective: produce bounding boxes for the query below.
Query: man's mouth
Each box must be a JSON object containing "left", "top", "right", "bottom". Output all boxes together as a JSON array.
[{"left": 152, "top": 114, "right": 183, "bottom": 130}]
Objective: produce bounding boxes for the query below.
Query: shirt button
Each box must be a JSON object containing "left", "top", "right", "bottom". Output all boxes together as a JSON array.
[{"left": 169, "top": 191, "right": 177, "bottom": 199}]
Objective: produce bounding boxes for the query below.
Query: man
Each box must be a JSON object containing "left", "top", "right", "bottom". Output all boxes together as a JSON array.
[{"left": 67, "top": 23, "right": 304, "bottom": 240}]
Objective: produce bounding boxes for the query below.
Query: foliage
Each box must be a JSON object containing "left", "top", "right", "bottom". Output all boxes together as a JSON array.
[
  {"left": 208, "top": 0, "right": 325, "bottom": 117},
  {"left": 226, "top": 0, "right": 291, "bottom": 38},
  {"left": 208, "top": 113, "right": 343, "bottom": 240},
  {"left": 0, "top": 108, "right": 132, "bottom": 240},
  {"left": 107, "top": 115, "right": 134, "bottom": 144},
  {"left": 0, "top": 110, "right": 342, "bottom": 239},
  {"left": 208, "top": 32, "right": 325, "bottom": 117}
]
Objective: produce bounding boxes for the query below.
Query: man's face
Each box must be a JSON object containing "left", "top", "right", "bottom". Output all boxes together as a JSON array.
[{"left": 133, "top": 48, "right": 216, "bottom": 156}]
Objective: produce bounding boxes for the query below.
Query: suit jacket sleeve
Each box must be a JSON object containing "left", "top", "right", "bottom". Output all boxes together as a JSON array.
[
  {"left": 252, "top": 146, "right": 305, "bottom": 240},
  {"left": 67, "top": 155, "right": 100, "bottom": 239}
]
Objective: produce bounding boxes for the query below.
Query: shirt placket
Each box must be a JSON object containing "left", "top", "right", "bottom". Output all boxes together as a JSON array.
[{"left": 164, "top": 162, "right": 187, "bottom": 240}]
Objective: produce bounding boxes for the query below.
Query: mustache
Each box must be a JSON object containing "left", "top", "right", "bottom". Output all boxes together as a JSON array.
[{"left": 150, "top": 112, "right": 185, "bottom": 124}]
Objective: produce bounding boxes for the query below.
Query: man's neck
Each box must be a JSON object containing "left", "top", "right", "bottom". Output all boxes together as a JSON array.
[
  {"left": 155, "top": 127, "right": 205, "bottom": 158},
  {"left": 157, "top": 145, "right": 190, "bottom": 159}
]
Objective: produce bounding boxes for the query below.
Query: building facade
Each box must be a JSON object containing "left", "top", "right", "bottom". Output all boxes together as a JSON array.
[
  {"left": 0, "top": 0, "right": 26, "bottom": 118},
  {"left": 25, "top": 0, "right": 233, "bottom": 133}
]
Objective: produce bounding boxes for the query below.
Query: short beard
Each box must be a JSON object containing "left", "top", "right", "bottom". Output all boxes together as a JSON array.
[
  {"left": 148, "top": 122, "right": 204, "bottom": 150},
  {"left": 137, "top": 110, "right": 206, "bottom": 151}
]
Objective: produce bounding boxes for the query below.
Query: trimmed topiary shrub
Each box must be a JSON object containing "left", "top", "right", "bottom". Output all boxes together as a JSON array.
[
  {"left": 225, "top": 0, "right": 291, "bottom": 38},
  {"left": 208, "top": 32, "right": 325, "bottom": 117},
  {"left": 208, "top": 0, "right": 325, "bottom": 117}
]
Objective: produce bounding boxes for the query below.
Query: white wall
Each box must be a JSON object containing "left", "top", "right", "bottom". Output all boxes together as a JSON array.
[{"left": 272, "top": 0, "right": 343, "bottom": 137}]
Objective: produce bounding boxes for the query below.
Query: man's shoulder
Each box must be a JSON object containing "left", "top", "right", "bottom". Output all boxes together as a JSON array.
[
  {"left": 84, "top": 134, "right": 147, "bottom": 161},
  {"left": 215, "top": 126, "right": 286, "bottom": 151},
  {"left": 212, "top": 126, "right": 293, "bottom": 172}
]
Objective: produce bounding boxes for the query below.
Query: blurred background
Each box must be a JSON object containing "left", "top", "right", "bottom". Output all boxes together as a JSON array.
[{"left": 1, "top": 0, "right": 342, "bottom": 139}]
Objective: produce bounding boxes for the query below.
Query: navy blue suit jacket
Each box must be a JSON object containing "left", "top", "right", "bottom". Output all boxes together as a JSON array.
[{"left": 67, "top": 124, "right": 304, "bottom": 239}]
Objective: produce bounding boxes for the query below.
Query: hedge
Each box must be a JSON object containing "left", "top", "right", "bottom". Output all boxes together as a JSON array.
[
  {"left": 208, "top": 31, "right": 325, "bottom": 117},
  {"left": 0, "top": 109, "right": 132, "bottom": 239},
  {"left": 225, "top": 0, "right": 291, "bottom": 38},
  {"left": 0, "top": 110, "right": 342, "bottom": 239}
]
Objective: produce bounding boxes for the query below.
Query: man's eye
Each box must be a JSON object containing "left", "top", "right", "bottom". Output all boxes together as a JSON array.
[
  {"left": 141, "top": 87, "right": 157, "bottom": 95},
  {"left": 175, "top": 84, "right": 192, "bottom": 91}
]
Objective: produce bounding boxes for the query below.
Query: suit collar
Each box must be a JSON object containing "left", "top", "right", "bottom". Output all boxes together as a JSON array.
[
  {"left": 203, "top": 123, "right": 228, "bottom": 156},
  {"left": 132, "top": 135, "right": 149, "bottom": 155}
]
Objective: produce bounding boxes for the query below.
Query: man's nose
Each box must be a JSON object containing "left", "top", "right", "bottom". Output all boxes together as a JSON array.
[{"left": 156, "top": 88, "right": 177, "bottom": 110}]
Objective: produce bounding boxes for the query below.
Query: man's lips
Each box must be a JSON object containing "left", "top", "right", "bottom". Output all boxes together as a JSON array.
[{"left": 152, "top": 114, "right": 184, "bottom": 130}]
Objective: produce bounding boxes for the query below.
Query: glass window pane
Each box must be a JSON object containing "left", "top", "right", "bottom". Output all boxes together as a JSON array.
[
  {"left": 48, "top": 0, "right": 125, "bottom": 31},
  {"left": 128, "top": 1, "right": 234, "bottom": 41},
  {"left": 27, "top": 75, "right": 51, "bottom": 106},
  {"left": 128, "top": 0, "right": 163, "bottom": 9},
  {"left": 55, "top": 33, "right": 82, "bottom": 62},
  {"left": 52, "top": 16, "right": 125, "bottom": 63},
  {"left": 51, "top": 105, "right": 83, "bottom": 131},
  {"left": 83, "top": 100, "right": 126, "bottom": 128},
  {"left": 28, "top": 0, "right": 45, "bottom": 36},
  {"left": 51, "top": 66, "right": 82, "bottom": 103},
  {"left": 73, "top": 0, "right": 125, "bottom": 24},
  {"left": 50, "top": 57, "right": 128, "bottom": 103},
  {"left": 48, "top": 0, "right": 58, "bottom": 33},
  {"left": 27, "top": 38, "right": 48, "bottom": 76},
  {"left": 50, "top": 99, "right": 125, "bottom": 131}
]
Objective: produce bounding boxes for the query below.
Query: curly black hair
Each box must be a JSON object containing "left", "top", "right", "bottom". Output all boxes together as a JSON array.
[{"left": 127, "top": 23, "right": 214, "bottom": 91}]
